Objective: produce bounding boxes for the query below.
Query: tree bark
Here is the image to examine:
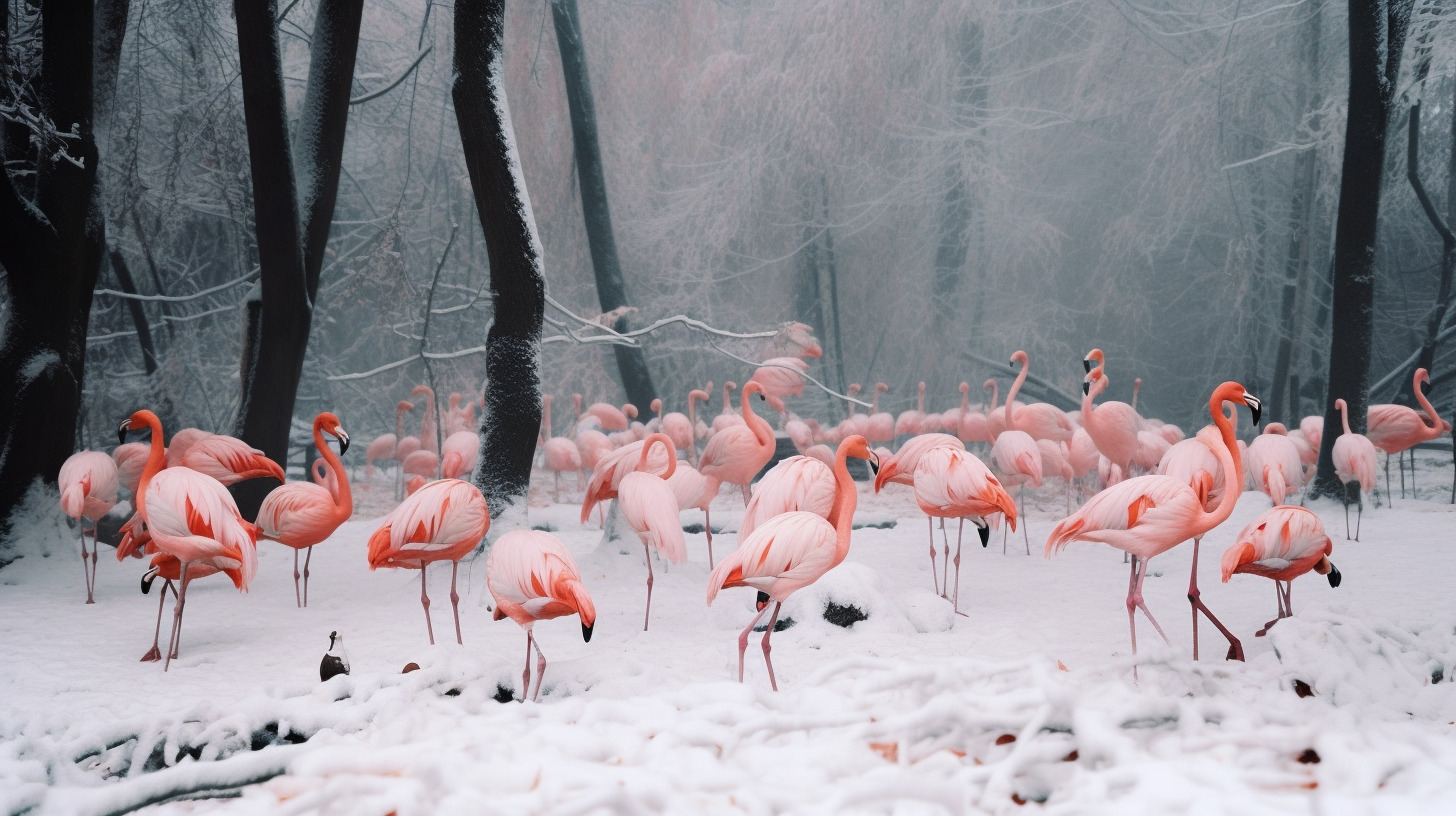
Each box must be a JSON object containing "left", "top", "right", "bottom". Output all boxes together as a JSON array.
[
  {"left": 0, "top": 0, "right": 106, "bottom": 530},
  {"left": 1310, "top": 0, "right": 1416, "bottom": 498},
  {"left": 455, "top": 0, "right": 546, "bottom": 519},
  {"left": 550, "top": 0, "right": 657, "bottom": 418}
]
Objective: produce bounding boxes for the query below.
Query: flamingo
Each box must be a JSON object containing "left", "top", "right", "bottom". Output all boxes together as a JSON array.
[
  {"left": 163, "top": 427, "right": 209, "bottom": 468},
  {"left": 580, "top": 436, "right": 673, "bottom": 523},
  {"left": 402, "top": 449, "right": 440, "bottom": 482},
  {"left": 112, "top": 442, "right": 148, "bottom": 498},
  {"left": 1221, "top": 505, "right": 1341, "bottom": 636},
  {"left": 368, "top": 478, "right": 490, "bottom": 645},
  {"left": 583, "top": 401, "right": 629, "bottom": 432},
  {"left": 617, "top": 434, "right": 686, "bottom": 630},
  {"left": 440, "top": 431, "right": 480, "bottom": 479},
  {"left": 871, "top": 432, "right": 965, "bottom": 492},
  {"left": 775, "top": 321, "right": 824, "bottom": 358},
  {"left": 895, "top": 382, "right": 928, "bottom": 439},
  {"left": 1246, "top": 425, "right": 1304, "bottom": 505},
  {"left": 990, "top": 395, "right": 1042, "bottom": 554},
  {"left": 911, "top": 445, "right": 1018, "bottom": 612},
  {"left": 1300, "top": 415, "right": 1324, "bottom": 451},
  {"left": 664, "top": 458, "right": 717, "bottom": 566},
  {"left": 256, "top": 412, "right": 353, "bottom": 607},
  {"left": 366, "top": 401, "right": 413, "bottom": 478},
  {"left": 706, "top": 435, "right": 878, "bottom": 691},
  {"left": 1367, "top": 368, "right": 1450, "bottom": 499},
  {"left": 686, "top": 387, "right": 712, "bottom": 463},
  {"left": 119, "top": 410, "right": 259, "bottom": 671},
  {"left": 699, "top": 381, "right": 777, "bottom": 506},
  {"left": 177, "top": 434, "right": 285, "bottom": 486},
  {"left": 541, "top": 395, "right": 584, "bottom": 500},
  {"left": 1045, "top": 383, "right": 1262, "bottom": 669},
  {"left": 1004, "top": 351, "right": 1074, "bottom": 443},
  {"left": 741, "top": 455, "right": 837, "bottom": 541},
  {"left": 712, "top": 382, "right": 743, "bottom": 434},
  {"left": 395, "top": 401, "right": 422, "bottom": 463},
  {"left": 749, "top": 357, "right": 810, "bottom": 416},
  {"left": 1080, "top": 349, "right": 1141, "bottom": 473},
  {"left": 58, "top": 451, "right": 119, "bottom": 603},
  {"left": 1068, "top": 427, "right": 1100, "bottom": 481},
  {"left": 1332, "top": 398, "right": 1378, "bottom": 540},
  {"left": 865, "top": 383, "right": 894, "bottom": 446},
  {"left": 412, "top": 385, "right": 440, "bottom": 454},
  {"left": 956, "top": 382, "right": 991, "bottom": 445},
  {"left": 486, "top": 529, "right": 596, "bottom": 702}
]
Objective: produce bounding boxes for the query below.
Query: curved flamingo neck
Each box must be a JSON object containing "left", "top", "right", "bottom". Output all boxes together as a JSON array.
[
  {"left": 739, "top": 388, "right": 774, "bottom": 449},
  {"left": 825, "top": 443, "right": 861, "bottom": 564},
  {"left": 1132, "top": 379, "right": 1142, "bottom": 412},
  {"left": 314, "top": 420, "right": 353, "bottom": 520},
  {"left": 1006, "top": 357, "right": 1029, "bottom": 410},
  {"left": 134, "top": 412, "right": 167, "bottom": 520},
  {"left": 1202, "top": 393, "right": 1244, "bottom": 530},
  {"left": 959, "top": 385, "right": 969, "bottom": 413},
  {"left": 638, "top": 433, "right": 677, "bottom": 479},
  {"left": 1337, "top": 400, "right": 1353, "bottom": 436},
  {"left": 1413, "top": 374, "right": 1442, "bottom": 429}
]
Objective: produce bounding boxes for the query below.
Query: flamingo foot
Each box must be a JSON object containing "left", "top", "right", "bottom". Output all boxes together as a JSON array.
[{"left": 140, "top": 645, "right": 162, "bottom": 662}]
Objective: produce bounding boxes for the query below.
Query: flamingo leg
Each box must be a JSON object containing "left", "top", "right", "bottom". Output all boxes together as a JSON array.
[
  {"left": 521, "top": 629, "right": 533, "bottom": 703},
  {"left": 926, "top": 517, "right": 941, "bottom": 594},
  {"left": 1126, "top": 555, "right": 1140, "bottom": 672},
  {"left": 140, "top": 579, "right": 172, "bottom": 662},
  {"left": 1411, "top": 449, "right": 1417, "bottom": 495},
  {"left": 939, "top": 518, "right": 951, "bottom": 597},
  {"left": 420, "top": 561, "right": 436, "bottom": 645},
  {"left": 1186, "top": 537, "right": 1243, "bottom": 661},
  {"left": 1385, "top": 454, "right": 1393, "bottom": 503},
  {"left": 164, "top": 564, "right": 191, "bottom": 672},
  {"left": 1132, "top": 557, "right": 1170, "bottom": 645},
  {"left": 80, "top": 528, "right": 94, "bottom": 604},
  {"left": 761, "top": 601, "right": 783, "bottom": 691},
  {"left": 292, "top": 548, "right": 302, "bottom": 608},
  {"left": 532, "top": 637, "right": 548, "bottom": 702},
  {"left": 1342, "top": 485, "right": 1351, "bottom": 539},
  {"left": 951, "top": 519, "right": 968, "bottom": 617},
  {"left": 1019, "top": 485, "right": 1030, "bottom": 556},
  {"left": 736, "top": 605, "right": 772, "bottom": 682},
  {"left": 1257, "top": 580, "right": 1285, "bottom": 636},
  {"left": 1355, "top": 492, "right": 1363, "bottom": 540},
  {"left": 704, "top": 507, "right": 716, "bottom": 568},
  {"left": 450, "top": 560, "right": 463, "bottom": 645},
  {"left": 554, "top": 471, "right": 561, "bottom": 502},
  {"left": 303, "top": 546, "right": 313, "bottom": 607},
  {"left": 642, "top": 541, "right": 655, "bottom": 631}
]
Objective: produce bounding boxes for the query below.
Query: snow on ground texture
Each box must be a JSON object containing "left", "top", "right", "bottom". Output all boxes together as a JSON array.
[{"left": 3, "top": 453, "right": 1456, "bottom": 814}]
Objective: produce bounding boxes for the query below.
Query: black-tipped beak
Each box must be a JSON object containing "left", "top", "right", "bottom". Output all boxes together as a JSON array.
[
  {"left": 141, "top": 567, "right": 158, "bottom": 594},
  {"left": 868, "top": 452, "right": 881, "bottom": 475},
  {"left": 1327, "top": 565, "right": 1341, "bottom": 588},
  {"left": 337, "top": 431, "right": 350, "bottom": 456},
  {"left": 757, "top": 393, "right": 766, "bottom": 402},
  {"left": 117, "top": 419, "right": 130, "bottom": 445},
  {"left": 756, "top": 590, "right": 770, "bottom": 611},
  {"left": 1082, "top": 381, "right": 1090, "bottom": 395},
  {"left": 978, "top": 524, "right": 990, "bottom": 548},
  {"left": 582, "top": 622, "right": 593, "bottom": 642},
  {"left": 1244, "top": 395, "right": 1262, "bottom": 426},
  {"left": 1083, "top": 359, "right": 1093, "bottom": 373}
]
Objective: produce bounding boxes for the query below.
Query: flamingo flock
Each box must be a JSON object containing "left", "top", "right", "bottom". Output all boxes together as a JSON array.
[{"left": 49, "top": 331, "right": 1447, "bottom": 694}]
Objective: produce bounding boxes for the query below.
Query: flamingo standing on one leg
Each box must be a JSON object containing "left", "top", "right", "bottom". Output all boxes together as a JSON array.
[
  {"left": 1332, "top": 398, "right": 1378, "bottom": 540},
  {"left": 486, "top": 529, "right": 596, "bottom": 702},
  {"left": 911, "top": 446, "right": 1018, "bottom": 613},
  {"left": 368, "top": 479, "right": 490, "bottom": 645},
  {"left": 706, "top": 435, "right": 878, "bottom": 691},
  {"left": 119, "top": 410, "right": 259, "bottom": 671},
  {"left": 58, "top": 451, "right": 119, "bottom": 603},
  {"left": 257, "top": 412, "right": 354, "bottom": 607},
  {"left": 440, "top": 431, "right": 480, "bottom": 480},
  {"left": 617, "top": 434, "right": 686, "bottom": 630},
  {"left": 1045, "top": 383, "right": 1262, "bottom": 672},
  {"left": 699, "top": 381, "right": 777, "bottom": 506},
  {"left": 1221, "top": 505, "right": 1341, "bottom": 636}
]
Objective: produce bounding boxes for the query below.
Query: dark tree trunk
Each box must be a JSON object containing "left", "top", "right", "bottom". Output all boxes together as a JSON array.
[
  {"left": 455, "top": 0, "right": 546, "bottom": 518},
  {"left": 792, "top": 212, "right": 824, "bottom": 355},
  {"left": 550, "top": 0, "right": 656, "bottom": 419},
  {"left": 92, "top": 0, "right": 129, "bottom": 129},
  {"left": 821, "top": 182, "right": 847, "bottom": 395},
  {"left": 1310, "top": 0, "right": 1416, "bottom": 498},
  {"left": 107, "top": 248, "right": 158, "bottom": 374},
  {"left": 232, "top": 0, "right": 362, "bottom": 516},
  {"left": 0, "top": 0, "right": 105, "bottom": 530}
]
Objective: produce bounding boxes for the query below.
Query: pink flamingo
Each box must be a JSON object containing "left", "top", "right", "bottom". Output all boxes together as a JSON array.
[
  {"left": 163, "top": 427, "right": 209, "bottom": 468},
  {"left": 712, "top": 382, "right": 743, "bottom": 434},
  {"left": 1045, "top": 383, "right": 1262, "bottom": 669},
  {"left": 776, "top": 322, "right": 824, "bottom": 358},
  {"left": 257, "top": 412, "right": 353, "bottom": 607},
  {"left": 1132, "top": 429, "right": 1172, "bottom": 472},
  {"left": 440, "top": 431, "right": 480, "bottom": 480},
  {"left": 1005, "top": 351, "right": 1074, "bottom": 443},
  {"left": 617, "top": 434, "right": 686, "bottom": 630},
  {"left": 911, "top": 445, "right": 1018, "bottom": 612},
  {"left": 486, "top": 529, "right": 596, "bottom": 702},
  {"left": 990, "top": 395, "right": 1042, "bottom": 555},
  {"left": 803, "top": 444, "right": 835, "bottom": 467},
  {"left": 1080, "top": 349, "right": 1141, "bottom": 473},
  {"left": 112, "top": 442, "right": 148, "bottom": 498},
  {"left": 686, "top": 387, "right": 712, "bottom": 463},
  {"left": 411, "top": 385, "right": 440, "bottom": 454},
  {"left": 579, "top": 436, "right": 673, "bottom": 523},
  {"left": 749, "top": 357, "right": 811, "bottom": 416},
  {"left": 865, "top": 383, "right": 894, "bottom": 445},
  {"left": 120, "top": 410, "right": 259, "bottom": 671},
  {"left": 1221, "top": 505, "right": 1340, "bottom": 636},
  {"left": 699, "top": 381, "right": 777, "bottom": 506},
  {"left": 368, "top": 478, "right": 490, "bottom": 645},
  {"left": 1068, "top": 427, "right": 1100, "bottom": 481},
  {"left": 1300, "top": 415, "right": 1324, "bottom": 451},
  {"left": 1332, "top": 398, "right": 1378, "bottom": 540},
  {"left": 871, "top": 432, "right": 965, "bottom": 492},
  {"left": 785, "top": 416, "right": 814, "bottom": 452},
  {"left": 177, "top": 434, "right": 285, "bottom": 486},
  {"left": 956, "top": 382, "right": 991, "bottom": 445},
  {"left": 1367, "top": 368, "right": 1450, "bottom": 498},
  {"left": 542, "top": 395, "right": 584, "bottom": 500},
  {"left": 895, "top": 382, "right": 928, "bottom": 439},
  {"left": 58, "top": 450, "right": 119, "bottom": 603},
  {"left": 664, "top": 459, "right": 717, "bottom": 565},
  {"left": 706, "top": 435, "right": 878, "bottom": 690},
  {"left": 366, "top": 400, "right": 413, "bottom": 478},
  {"left": 659, "top": 399, "right": 695, "bottom": 457},
  {"left": 1247, "top": 425, "right": 1304, "bottom": 505},
  {"left": 402, "top": 448, "right": 440, "bottom": 482},
  {"left": 741, "top": 455, "right": 837, "bottom": 540},
  {"left": 583, "top": 401, "right": 629, "bottom": 432},
  {"left": 1038, "top": 438, "right": 1076, "bottom": 511},
  {"left": 135, "top": 553, "right": 222, "bottom": 663}
]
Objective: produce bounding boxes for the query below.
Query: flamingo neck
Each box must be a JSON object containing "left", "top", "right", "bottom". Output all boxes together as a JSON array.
[
  {"left": 722, "top": 386, "right": 732, "bottom": 413},
  {"left": 395, "top": 409, "right": 405, "bottom": 439},
  {"left": 959, "top": 386, "right": 969, "bottom": 414},
  {"left": 688, "top": 394, "right": 698, "bottom": 427},
  {"left": 740, "top": 391, "right": 773, "bottom": 451},
  {"left": 987, "top": 382, "right": 999, "bottom": 411},
  {"left": 1338, "top": 400, "right": 1353, "bottom": 436},
  {"left": 1132, "top": 380, "right": 1141, "bottom": 412},
  {"left": 638, "top": 434, "right": 677, "bottom": 479},
  {"left": 825, "top": 445, "right": 859, "bottom": 564},
  {"left": 134, "top": 413, "right": 167, "bottom": 520},
  {"left": 315, "top": 421, "right": 353, "bottom": 521},
  {"left": 1006, "top": 361, "right": 1029, "bottom": 414},
  {"left": 872, "top": 390, "right": 881, "bottom": 413},
  {"left": 917, "top": 384, "right": 925, "bottom": 414},
  {"left": 1413, "top": 377, "right": 1442, "bottom": 430},
  {"left": 1081, "top": 373, "right": 1104, "bottom": 417},
  {"left": 1204, "top": 396, "right": 1243, "bottom": 529}
]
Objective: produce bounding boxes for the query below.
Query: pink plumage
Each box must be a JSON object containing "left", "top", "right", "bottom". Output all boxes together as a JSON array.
[
  {"left": 1365, "top": 369, "right": 1450, "bottom": 454},
  {"left": 59, "top": 451, "right": 119, "bottom": 524},
  {"left": 699, "top": 382, "right": 777, "bottom": 498},
  {"left": 486, "top": 529, "right": 596, "bottom": 702},
  {"left": 257, "top": 412, "right": 353, "bottom": 607},
  {"left": 1004, "top": 351, "right": 1074, "bottom": 443},
  {"left": 872, "top": 432, "right": 965, "bottom": 492},
  {"left": 1221, "top": 505, "right": 1340, "bottom": 636},
  {"left": 741, "top": 455, "right": 836, "bottom": 539},
  {"left": 178, "top": 434, "right": 285, "bottom": 486},
  {"left": 1080, "top": 349, "right": 1141, "bottom": 472},
  {"left": 1246, "top": 429, "right": 1304, "bottom": 505},
  {"left": 617, "top": 434, "right": 685, "bottom": 630},
  {"left": 749, "top": 357, "right": 810, "bottom": 414},
  {"left": 112, "top": 442, "right": 149, "bottom": 497},
  {"left": 440, "top": 431, "right": 479, "bottom": 479}
]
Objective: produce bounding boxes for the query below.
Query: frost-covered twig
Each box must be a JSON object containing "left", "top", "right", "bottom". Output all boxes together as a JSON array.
[{"left": 95, "top": 271, "right": 253, "bottom": 303}]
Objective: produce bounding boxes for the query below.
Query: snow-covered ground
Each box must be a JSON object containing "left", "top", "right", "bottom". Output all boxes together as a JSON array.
[{"left": 4, "top": 453, "right": 1456, "bottom": 815}]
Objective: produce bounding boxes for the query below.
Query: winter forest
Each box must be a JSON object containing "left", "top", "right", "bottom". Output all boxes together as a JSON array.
[{"left": 5, "top": 0, "right": 1456, "bottom": 813}]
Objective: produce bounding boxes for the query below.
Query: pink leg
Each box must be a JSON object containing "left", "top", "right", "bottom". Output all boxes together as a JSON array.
[
  {"left": 927, "top": 517, "right": 941, "bottom": 594},
  {"left": 761, "top": 602, "right": 783, "bottom": 691},
  {"left": 1020, "top": 486, "right": 1030, "bottom": 556},
  {"left": 164, "top": 565, "right": 191, "bottom": 672},
  {"left": 1130, "top": 557, "right": 1169, "bottom": 645},
  {"left": 642, "top": 542, "right": 655, "bottom": 631},
  {"left": 1126, "top": 555, "right": 1140, "bottom": 673},
  {"left": 302, "top": 546, "right": 313, "bottom": 607},
  {"left": 520, "top": 630, "right": 533, "bottom": 703},
  {"left": 951, "top": 519, "right": 968, "bottom": 617},
  {"left": 704, "top": 507, "right": 715, "bottom": 568},
  {"left": 531, "top": 637, "right": 548, "bottom": 702},
  {"left": 80, "top": 530, "right": 94, "bottom": 604},
  {"left": 140, "top": 580, "right": 171, "bottom": 662},
  {"left": 939, "top": 519, "right": 951, "bottom": 597},
  {"left": 450, "top": 560, "right": 463, "bottom": 645},
  {"left": 88, "top": 527, "right": 99, "bottom": 602},
  {"left": 293, "top": 549, "right": 302, "bottom": 608},
  {"left": 736, "top": 605, "right": 772, "bottom": 682},
  {"left": 1187, "top": 537, "right": 1244, "bottom": 661},
  {"left": 420, "top": 561, "right": 435, "bottom": 645}
]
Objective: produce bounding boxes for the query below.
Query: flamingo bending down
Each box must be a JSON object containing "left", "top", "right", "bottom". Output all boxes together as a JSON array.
[
  {"left": 1246, "top": 426, "right": 1304, "bottom": 505},
  {"left": 749, "top": 357, "right": 810, "bottom": 415},
  {"left": 368, "top": 479, "right": 490, "bottom": 645},
  {"left": 163, "top": 428, "right": 208, "bottom": 468},
  {"left": 1045, "top": 383, "right": 1262, "bottom": 670},
  {"left": 257, "top": 412, "right": 354, "bottom": 607},
  {"left": 1366, "top": 368, "right": 1450, "bottom": 499},
  {"left": 699, "top": 381, "right": 777, "bottom": 506},
  {"left": 1080, "top": 349, "right": 1141, "bottom": 473},
  {"left": 120, "top": 410, "right": 259, "bottom": 671},
  {"left": 486, "top": 530, "right": 596, "bottom": 702},
  {"left": 1221, "top": 505, "right": 1341, "bottom": 636},
  {"left": 617, "top": 434, "right": 687, "bottom": 630},
  {"left": 440, "top": 431, "right": 480, "bottom": 480},
  {"left": 58, "top": 451, "right": 119, "bottom": 603},
  {"left": 1332, "top": 398, "right": 1378, "bottom": 540},
  {"left": 706, "top": 435, "right": 878, "bottom": 691},
  {"left": 911, "top": 446, "right": 1018, "bottom": 613}
]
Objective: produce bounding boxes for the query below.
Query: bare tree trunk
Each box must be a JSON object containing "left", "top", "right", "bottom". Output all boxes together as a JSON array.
[
  {"left": 550, "top": 0, "right": 656, "bottom": 418},
  {"left": 455, "top": 0, "right": 546, "bottom": 518},
  {"left": 1310, "top": 0, "right": 1416, "bottom": 498},
  {"left": 0, "top": 0, "right": 106, "bottom": 530}
]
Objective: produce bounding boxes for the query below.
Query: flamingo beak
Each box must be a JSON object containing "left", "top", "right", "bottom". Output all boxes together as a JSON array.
[
  {"left": 1327, "top": 564, "right": 1342, "bottom": 588},
  {"left": 336, "top": 430, "right": 350, "bottom": 456},
  {"left": 1082, "top": 381, "right": 1090, "bottom": 395},
  {"left": 867, "top": 452, "right": 881, "bottom": 475},
  {"left": 1082, "top": 358, "right": 1093, "bottom": 373},
  {"left": 581, "top": 622, "right": 594, "bottom": 643},
  {"left": 977, "top": 523, "right": 990, "bottom": 548},
  {"left": 117, "top": 419, "right": 131, "bottom": 445},
  {"left": 1244, "top": 393, "right": 1263, "bottom": 425},
  {"left": 141, "top": 566, "right": 158, "bottom": 594},
  {"left": 756, "top": 590, "right": 770, "bottom": 611}
]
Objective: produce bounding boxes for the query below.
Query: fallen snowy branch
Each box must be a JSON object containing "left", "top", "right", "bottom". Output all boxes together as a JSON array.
[{"left": 44, "top": 744, "right": 305, "bottom": 816}]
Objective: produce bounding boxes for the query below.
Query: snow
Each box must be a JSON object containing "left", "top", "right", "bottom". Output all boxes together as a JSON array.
[{"left": 3, "top": 454, "right": 1456, "bottom": 814}]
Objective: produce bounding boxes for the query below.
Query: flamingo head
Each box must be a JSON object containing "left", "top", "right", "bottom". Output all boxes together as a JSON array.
[
  {"left": 1082, "top": 367, "right": 1105, "bottom": 396},
  {"left": 688, "top": 389, "right": 709, "bottom": 403},
  {"left": 651, "top": 398, "right": 662, "bottom": 413},
  {"left": 983, "top": 379, "right": 996, "bottom": 393},
  {"left": 1083, "top": 348, "right": 1105, "bottom": 374},
  {"left": 741, "top": 381, "right": 767, "bottom": 403},
  {"left": 397, "top": 400, "right": 415, "bottom": 416},
  {"left": 848, "top": 383, "right": 861, "bottom": 397},
  {"left": 874, "top": 383, "right": 888, "bottom": 393},
  {"left": 975, "top": 518, "right": 991, "bottom": 548},
  {"left": 318, "top": 412, "right": 349, "bottom": 455},
  {"left": 1010, "top": 350, "right": 1029, "bottom": 369},
  {"left": 959, "top": 382, "right": 969, "bottom": 395},
  {"left": 1213, "top": 382, "right": 1262, "bottom": 427},
  {"left": 448, "top": 393, "right": 462, "bottom": 409},
  {"left": 622, "top": 403, "right": 639, "bottom": 420},
  {"left": 838, "top": 434, "right": 878, "bottom": 474},
  {"left": 119, "top": 409, "right": 161, "bottom": 444}
]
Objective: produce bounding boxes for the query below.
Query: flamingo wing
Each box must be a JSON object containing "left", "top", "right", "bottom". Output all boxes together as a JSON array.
[
  {"left": 257, "top": 482, "right": 338, "bottom": 547},
  {"left": 706, "top": 511, "right": 836, "bottom": 604},
  {"left": 1044, "top": 475, "right": 1201, "bottom": 559}
]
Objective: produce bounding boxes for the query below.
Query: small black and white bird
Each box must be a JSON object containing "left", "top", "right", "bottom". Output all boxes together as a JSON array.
[{"left": 320, "top": 631, "right": 350, "bottom": 681}]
